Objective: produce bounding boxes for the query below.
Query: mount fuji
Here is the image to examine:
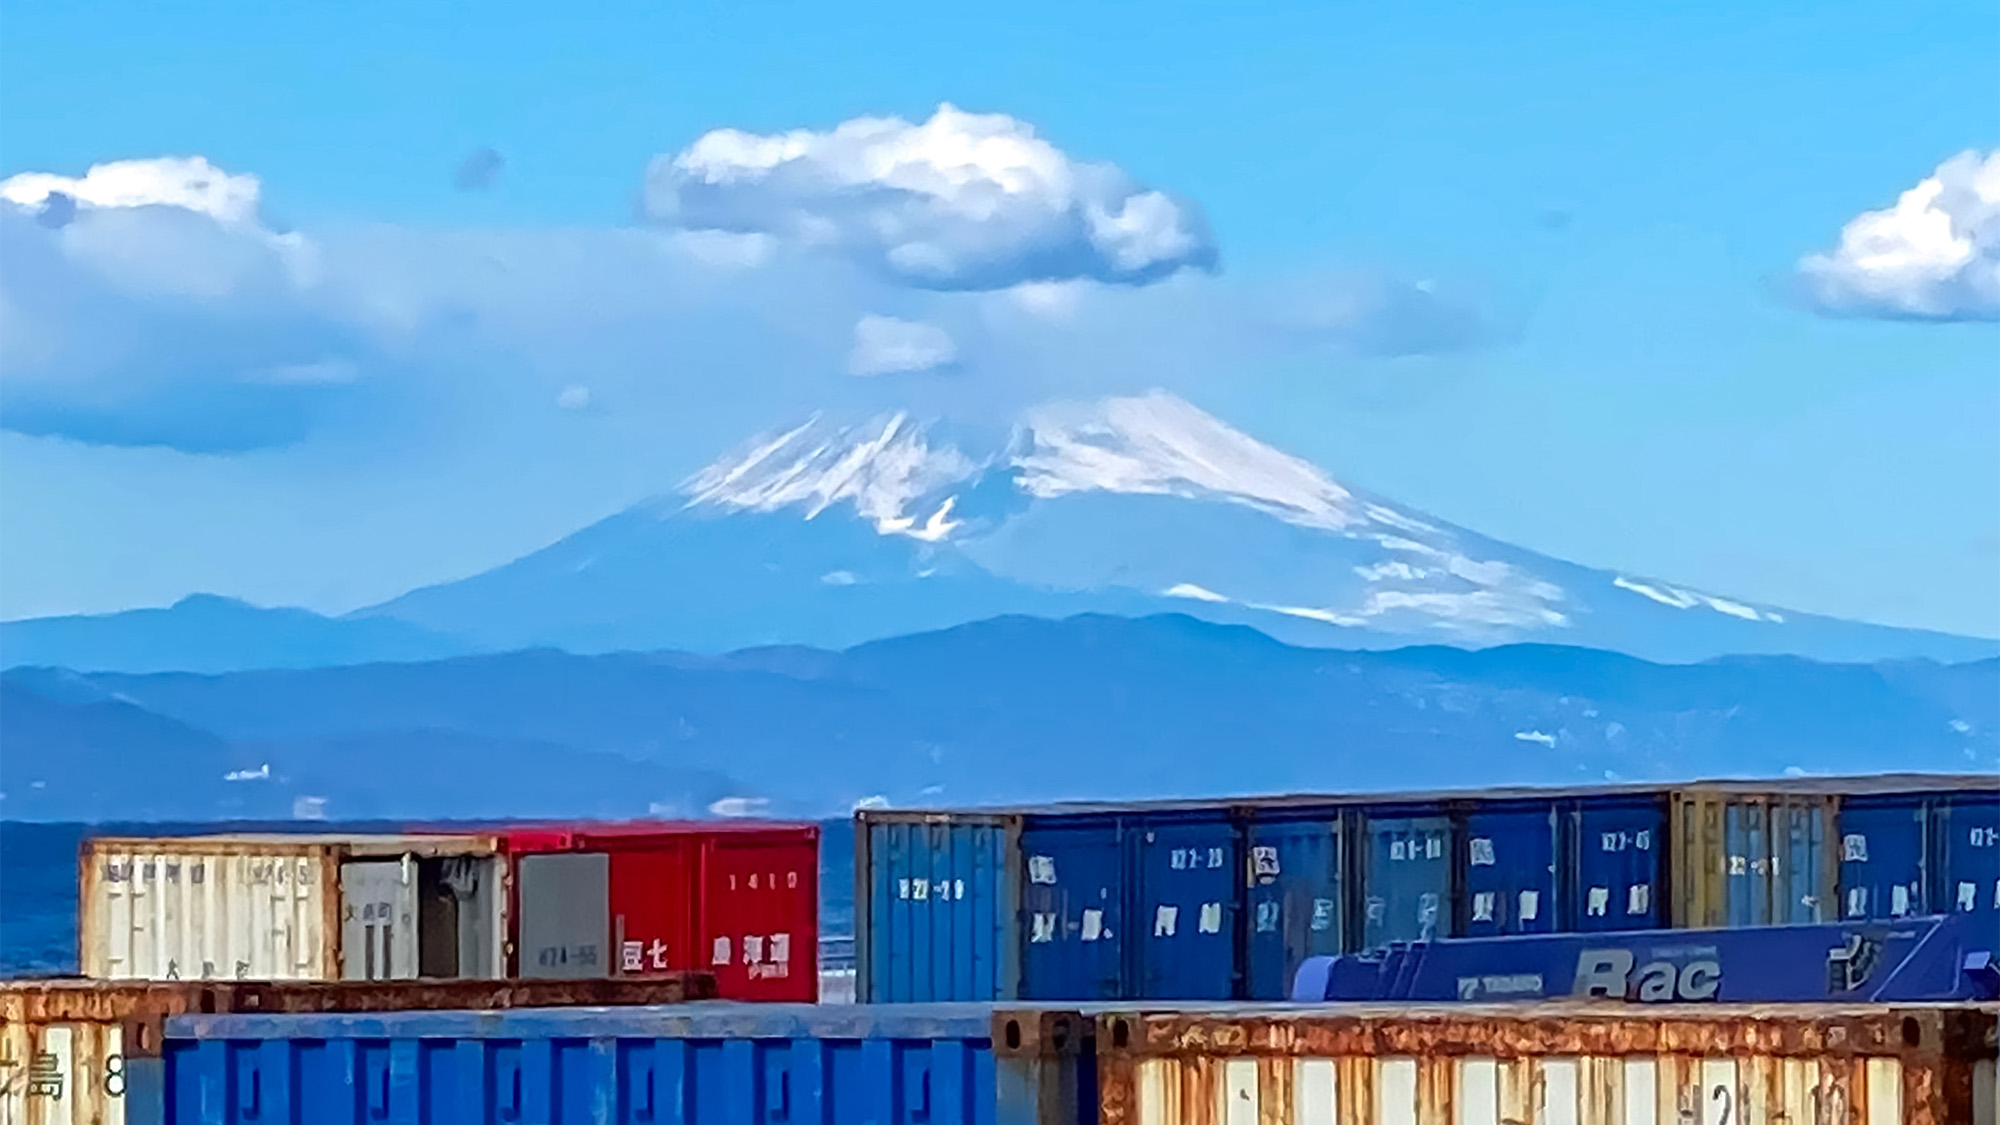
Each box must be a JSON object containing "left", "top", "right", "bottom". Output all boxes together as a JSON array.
[{"left": 344, "top": 391, "right": 1990, "bottom": 665}]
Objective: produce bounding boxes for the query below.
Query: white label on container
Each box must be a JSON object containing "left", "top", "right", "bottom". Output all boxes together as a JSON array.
[
  {"left": 1030, "top": 913, "right": 1056, "bottom": 943},
  {"left": 1587, "top": 887, "right": 1610, "bottom": 916},
  {"left": 1471, "top": 892, "right": 1495, "bottom": 922},
  {"left": 1417, "top": 893, "right": 1439, "bottom": 928},
  {"left": 1468, "top": 838, "right": 1496, "bottom": 866},
  {"left": 1255, "top": 901, "right": 1280, "bottom": 933},
  {"left": 1081, "top": 909, "right": 1103, "bottom": 942},
  {"left": 743, "top": 935, "right": 765, "bottom": 964},
  {"left": 1892, "top": 884, "right": 1911, "bottom": 916},
  {"left": 897, "top": 878, "right": 910, "bottom": 900},
  {"left": 911, "top": 879, "right": 929, "bottom": 901},
  {"left": 1154, "top": 905, "right": 1178, "bottom": 937},
  {"left": 1028, "top": 856, "right": 1057, "bottom": 884},
  {"left": 770, "top": 933, "right": 790, "bottom": 963},
  {"left": 1390, "top": 841, "right": 1407, "bottom": 861},
  {"left": 1198, "top": 902, "right": 1223, "bottom": 933},
  {"left": 1843, "top": 833, "right": 1869, "bottom": 862},
  {"left": 1959, "top": 882, "right": 1977, "bottom": 911},
  {"left": 1518, "top": 890, "right": 1540, "bottom": 922},
  {"left": 1627, "top": 883, "right": 1651, "bottom": 915},
  {"left": 622, "top": 941, "right": 644, "bottom": 972},
  {"left": 711, "top": 936, "right": 730, "bottom": 965},
  {"left": 1310, "top": 898, "right": 1335, "bottom": 931},
  {"left": 1251, "top": 846, "right": 1280, "bottom": 877},
  {"left": 1426, "top": 837, "right": 1443, "bottom": 860},
  {"left": 1847, "top": 888, "right": 1868, "bottom": 918}
]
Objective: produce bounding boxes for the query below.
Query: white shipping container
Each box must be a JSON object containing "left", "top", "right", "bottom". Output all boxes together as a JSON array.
[
  {"left": 0, "top": 1016, "right": 130, "bottom": 1125},
  {"left": 80, "top": 834, "right": 507, "bottom": 982}
]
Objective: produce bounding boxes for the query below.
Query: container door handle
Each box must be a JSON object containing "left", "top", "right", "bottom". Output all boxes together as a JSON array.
[
  {"left": 236, "top": 1057, "right": 262, "bottom": 1120},
  {"left": 767, "top": 1067, "right": 791, "bottom": 1122},
  {"left": 499, "top": 1058, "right": 523, "bottom": 1122},
  {"left": 911, "top": 1066, "right": 931, "bottom": 1122}
]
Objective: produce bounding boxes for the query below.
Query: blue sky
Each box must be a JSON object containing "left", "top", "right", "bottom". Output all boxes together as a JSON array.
[{"left": 3, "top": 0, "right": 1996, "bottom": 636}]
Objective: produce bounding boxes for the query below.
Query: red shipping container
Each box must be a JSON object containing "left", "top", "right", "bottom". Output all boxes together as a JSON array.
[{"left": 499, "top": 821, "right": 819, "bottom": 1002}]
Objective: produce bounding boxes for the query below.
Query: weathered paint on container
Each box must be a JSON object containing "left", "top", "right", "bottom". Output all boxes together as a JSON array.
[
  {"left": 1939, "top": 791, "right": 2000, "bottom": 916},
  {"left": 164, "top": 1003, "right": 1088, "bottom": 1125},
  {"left": 1359, "top": 814, "right": 1451, "bottom": 950},
  {"left": 1671, "top": 791, "right": 1839, "bottom": 928},
  {"left": 1568, "top": 794, "right": 1668, "bottom": 931},
  {"left": 1244, "top": 813, "right": 1344, "bottom": 1002},
  {"left": 1022, "top": 817, "right": 1128, "bottom": 1000},
  {"left": 1130, "top": 813, "right": 1240, "bottom": 1001},
  {"left": 79, "top": 834, "right": 506, "bottom": 983},
  {"left": 1090, "top": 1003, "right": 1998, "bottom": 1125},
  {"left": 1458, "top": 802, "right": 1556, "bottom": 938},
  {"left": 855, "top": 811, "right": 1024, "bottom": 1003},
  {"left": 504, "top": 822, "right": 820, "bottom": 1001}
]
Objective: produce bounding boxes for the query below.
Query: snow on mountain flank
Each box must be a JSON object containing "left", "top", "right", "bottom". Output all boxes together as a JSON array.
[
  {"left": 683, "top": 412, "right": 973, "bottom": 538},
  {"left": 1613, "top": 576, "right": 1784, "bottom": 624}
]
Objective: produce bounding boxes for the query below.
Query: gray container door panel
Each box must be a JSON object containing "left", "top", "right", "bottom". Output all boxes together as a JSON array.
[
  {"left": 340, "top": 860, "right": 418, "bottom": 981},
  {"left": 517, "top": 852, "right": 612, "bottom": 980}
]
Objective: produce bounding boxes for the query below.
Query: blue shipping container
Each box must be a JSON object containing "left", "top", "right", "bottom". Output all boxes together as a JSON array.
[
  {"left": 858, "top": 814, "right": 1021, "bottom": 1002},
  {"left": 1020, "top": 819, "right": 1127, "bottom": 1000},
  {"left": 163, "top": 1004, "right": 1087, "bottom": 1125},
  {"left": 1360, "top": 814, "right": 1450, "bottom": 949},
  {"left": 1128, "top": 814, "right": 1238, "bottom": 1000},
  {"left": 1838, "top": 795, "right": 1929, "bottom": 919},
  {"left": 1569, "top": 796, "right": 1666, "bottom": 931},
  {"left": 1244, "top": 814, "right": 1343, "bottom": 1000},
  {"left": 1459, "top": 803, "right": 1556, "bottom": 937},
  {"left": 1940, "top": 792, "right": 2000, "bottom": 915}
]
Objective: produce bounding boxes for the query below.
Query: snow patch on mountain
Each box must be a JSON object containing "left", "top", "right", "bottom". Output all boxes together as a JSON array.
[
  {"left": 682, "top": 412, "right": 973, "bottom": 538},
  {"left": 1614, "top": 576, "right": 1785, "bottom": 624}
]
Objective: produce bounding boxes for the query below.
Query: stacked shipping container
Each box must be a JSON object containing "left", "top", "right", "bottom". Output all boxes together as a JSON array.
[
  {"left": 856, "top": 773, "right": 1999, "bottom": 1003},
  {"left": 75, "top": 821, "right": 820, "bottom": 1001}
]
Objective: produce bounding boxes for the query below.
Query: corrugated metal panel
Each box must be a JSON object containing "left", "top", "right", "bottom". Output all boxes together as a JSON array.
[
  {"left": 1458, "top": 803, "right": 1556, "bottom": 938},
  {"left": 606, "top": 841, "right": 697, "bottom": 980},
  {"left": 1130, "top": 813, "right": 1239, "bottom": 1001},
  {"left": 1090, "top": 1004, "right": 1998, "bottom": 1125},
  {"left": 857, "top": 812, "right": 1023, "bottom": 1003},
  {"left": 1939, "top": 791, "right": 2000, "bottom": 916},
  {"left": 1359, "top": 814, "right": 1451, "bottom": 950},
  {"left": 1569, "top": 795, "right": 1668, "bottom": 931},
  {"left": 698, "top": 831, "right": 819, "bottom": 1001},
  {"left": 164, "top": 1003, "right": 1085, "bottom": 1125},
  {"left": 1672, "top": 791, "right": 1838, "bottom": 929},
  {"left": 80, "top": 843, "right": 337, "bottom": 982},
  {"left": 1839, "top": 794, "right": 1931, "bottom": 919},
  {"left": 1022, "top": 818, "right": 1128, "bottom": 1000},
  {"left": 1245, "top": 814, "right": 1343, "bottom": 1001}
]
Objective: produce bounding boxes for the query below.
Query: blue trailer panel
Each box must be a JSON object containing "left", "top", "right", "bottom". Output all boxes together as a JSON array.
[
  {"left": 1940, "top": 791, "right": 2000, "bottom": 916},
  {"left": 1129, "top": 814, "right": 1239, "bottom": 1000},
  {"left": 164, "top": 1004, "right": 1085, "bottom": 1125},
  {"left": 1020, "top": 819, "right": 1126, "bottom": 1000},
  {"left": 1360, "top": 815, "right": 1451, "bottom": 949},
  {"left": 1838, "top": 795, "right": 1929, "bottom": 919},
  {"left": 1294, "top": 913, "right": 2000, "bottom": 1004},
  {"left": 1459, "top": 803, "right": 1556, "bottom": 937},
  {"left": 859, "top": 815, "right": 1020, "bottom": 1002},
  {"left": 1245, "top": 814, "right": 1343, "bottom": 1000},
  {"left": 1569, "top": 795, "right": 1666, "bottom": 931}
]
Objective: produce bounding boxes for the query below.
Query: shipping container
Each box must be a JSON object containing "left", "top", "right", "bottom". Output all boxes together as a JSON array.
[
  {"left": 503, "top": 821, "right": 820, "bottom": 1001},
  {"left": 0, "top": 976, "right": 715, "bottom": 1125},
  {"left": 855, "top": 811, "right": 1023, "bottom": 1003},
  {"left": 79, "top": 834, "right": 507, "bottom": 983},
  {"left": 1840, "top": 793, "right": 1933, "bottom": 919},
  {"left": 163, "top": 1003, "right": 1092, "bottom": 1125},
  {"left": 1084, "top": 1003, "right": 1999, "bottom": 1125},
  {"left": 1293, "top": 912, "right": 2000, "bottom": 1003},
  {"left": 1243, "top": 811, "right": 1345, "bottom": 1003},
  {"left": 855, "top": 773, "right": 1999, "bottom": 1005}
]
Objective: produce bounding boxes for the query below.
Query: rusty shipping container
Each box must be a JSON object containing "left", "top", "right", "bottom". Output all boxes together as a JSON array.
[
  {"left": 79, "top": 833, "right": 509, "bottom": 983},
  {"left": 0, "top": 975, "right": 716, "bottom": 1125},
  {"left": 1064, "top": 1002, "right": 1999, "bottom": 1125}
]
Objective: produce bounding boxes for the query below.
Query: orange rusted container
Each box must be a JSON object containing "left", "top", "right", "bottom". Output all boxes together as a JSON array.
[{"left": 1033, "top": 1002, "right": 1999, "bottom": 1125}]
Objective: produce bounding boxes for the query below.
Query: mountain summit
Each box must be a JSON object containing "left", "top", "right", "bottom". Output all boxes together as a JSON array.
[{"left": 359, "top": 392, "right": 1991, "bottom": 663}]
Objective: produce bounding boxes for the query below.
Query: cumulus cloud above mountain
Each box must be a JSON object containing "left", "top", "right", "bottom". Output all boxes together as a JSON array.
[
  {"left": 641, "top": 104, "right": 1218, "bottom": 290},
  {"left": 848, "top": 315, "right": 958, "bottom": 376},
  {"left": 1798, "top": 149, "right": 2000, "bottom": 321}
]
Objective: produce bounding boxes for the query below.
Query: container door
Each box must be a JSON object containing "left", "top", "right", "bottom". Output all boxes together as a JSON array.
[
  {"left": 1838, "top": 798, "right": 1927, "bottom": 919},
  {"left": 1939, "top": 793, "right": 2000, "bottom": 917},
  {"left": 1131, "top": 817, "right": 1240, "bottom": 1000},
  {"left": 1570, "top": 798, "right": 1665, "bottom": 931},
  {"left": 867, "top": 820, "right": 1015, "bottom": 1003},
  {"left": 516, "top": 852, "right": 610, "bottom": 979},
  {"left": 1246, "top": 816, "right": 1342, "bottom": 1000},
  {"left": 702, "top": 836, "right": 818, "bottom": 1001},
  {"left": 1460, "top": 805, "right": 1556, "bottom": 937},
  {"left": 1020, "top": 819, "right": 1125, "bottom": 999},
  {"left": 1361, "top": 816, "right": 1450, "bottom": 950},
  {"left": 340, "top": 860, "right": 418, "bottom": 981},
  {"left": 607, "top": 844, "right": 695, "bottom": 980}
]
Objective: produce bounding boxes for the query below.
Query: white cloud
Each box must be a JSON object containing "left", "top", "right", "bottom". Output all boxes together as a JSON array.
[
  {"left": 1798, "top": 149, "right": 2000, "bottom": 321},
  {"left": 557, "top": 385, "right": 593, "bottom": 409},
  {"left": 848, "top": 314, "right": 958, "bottom": 376},
  {"left": 1, "top": 156, "right": 264, "bottom": 225},
  {"left": 642, "top": 104, "right": 1217, "bottom": 291}
]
